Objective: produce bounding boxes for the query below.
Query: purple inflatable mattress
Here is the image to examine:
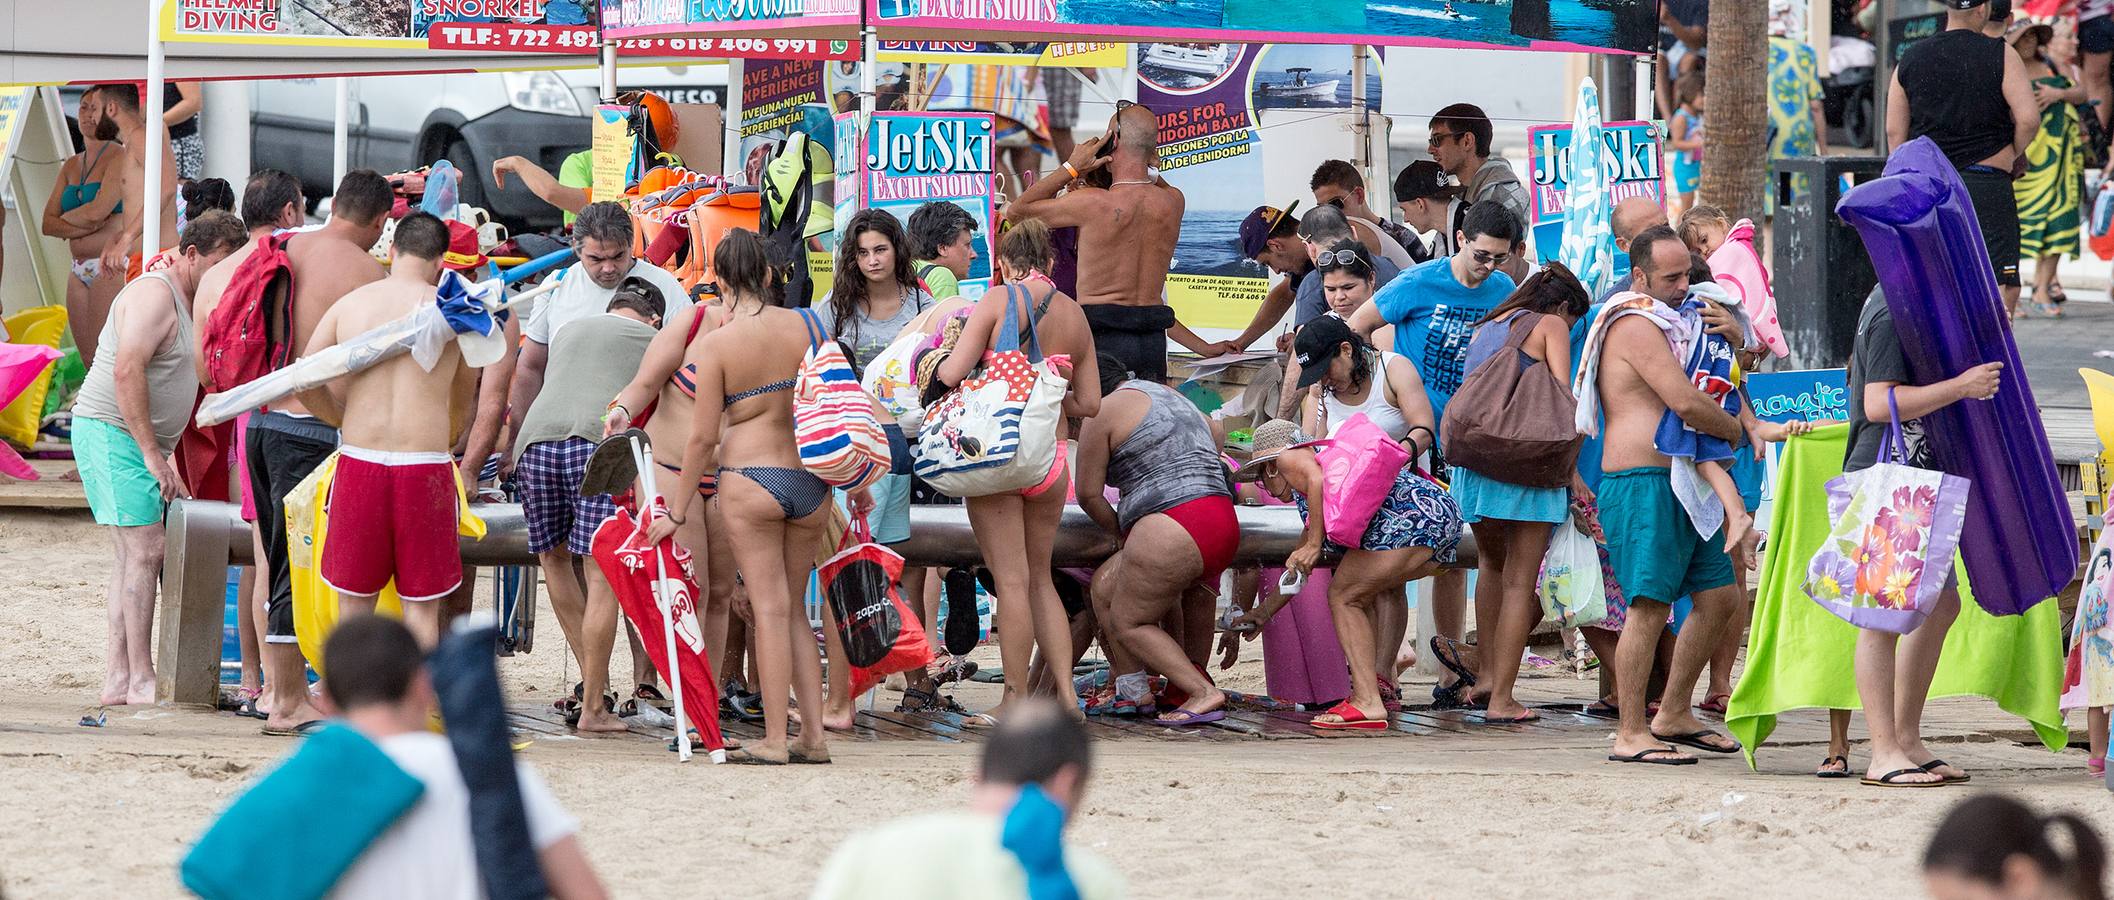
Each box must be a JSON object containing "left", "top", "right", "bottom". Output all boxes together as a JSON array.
[{"left": 1834, "top": 137, "right": 2076, "bottom": 616}]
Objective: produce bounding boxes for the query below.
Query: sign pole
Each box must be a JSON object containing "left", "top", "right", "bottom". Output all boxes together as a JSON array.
[
  {"left": 333, "top": 78, "right": 350, "bottom": 186},
  {"left": 1352, "top": 45, "right": 1369, "bottom": 175},
  {"left": 600, "top": 39, "right": 618, "bottom": 103},
  {"left": 144, "top": 0, "right": 166, "bottom": 258}
]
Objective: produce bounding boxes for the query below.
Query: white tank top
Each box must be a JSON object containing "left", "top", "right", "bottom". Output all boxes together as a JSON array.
[{"left": 1321, "top": 350, "right": 1409, "bottom": 440}]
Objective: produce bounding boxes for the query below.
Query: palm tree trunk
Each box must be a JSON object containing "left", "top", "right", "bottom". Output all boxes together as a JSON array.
[{"left": 1698, "top": 0, "right": 1769, "bottom": 222}]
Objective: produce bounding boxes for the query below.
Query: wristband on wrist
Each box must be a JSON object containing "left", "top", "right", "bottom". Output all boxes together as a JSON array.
[{"left": 1062, "top": 161, "right": 1079, "bottom": 181}]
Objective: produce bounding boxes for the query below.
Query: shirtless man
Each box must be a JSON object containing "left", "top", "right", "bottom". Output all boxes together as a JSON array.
[
  {"left": 1590, "top": 225, "right": 1747, "bottom": 766},
  {"left": 243, "top": 170, "right": 392, "bottom": 735},
  {"left": 1005, "top": 104, "right": 1225, "bottom": 383},
  {"left": 191, "top": 170, "right": 305, "bottom": 334},
  {"left": 294, "top": 214, "right": 477, "bottom": 649},
  {"left": 56, "top": 85, "right": 177, "bottom": 353}
]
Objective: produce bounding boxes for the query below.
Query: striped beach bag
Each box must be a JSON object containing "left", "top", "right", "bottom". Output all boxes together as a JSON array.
[{"left": 793, "top": 308, "right": 891, "bottom": 491}]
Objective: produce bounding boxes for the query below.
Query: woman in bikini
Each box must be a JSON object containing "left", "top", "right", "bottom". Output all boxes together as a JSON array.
[
  {"left": 604, "top": 279, "right": 741, "bottom": 718},
  {"left": 647, "top": 229, "right": 868, "bottom": 765},
  {"left": 41, "top": 85, "right": 126, "bottom": 360},
  {"left": 1235, "top": 416, "right": 1462, "bottom": 731},
  {"left": 934, "top": 219, "right": 1101, "bottom": 722}
]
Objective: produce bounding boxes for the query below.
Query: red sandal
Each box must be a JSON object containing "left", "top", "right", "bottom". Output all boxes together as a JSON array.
[{"left": 1312, "top": 700, "right": 1389, "bottom": 731}]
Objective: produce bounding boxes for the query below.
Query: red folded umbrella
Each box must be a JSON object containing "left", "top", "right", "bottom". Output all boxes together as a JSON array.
[{"left": 589, "top": 502, "right": 726, "bottom": 759}]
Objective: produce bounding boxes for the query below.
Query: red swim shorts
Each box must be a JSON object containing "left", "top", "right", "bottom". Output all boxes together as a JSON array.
[
  {"left": 319, "top": 447, "right": 462, "bottom": 602},
  {"left": 1161, "top": 494, "right": 1239, "bottom": 588}
]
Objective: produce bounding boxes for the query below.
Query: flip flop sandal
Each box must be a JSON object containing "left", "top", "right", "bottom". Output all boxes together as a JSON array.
[
  {"left": 1376, "top": 677, "right": 1403, "bottom": 715},
  {"left": 929, "top": 655, "right": 979, "bottom": 686},
  {"left": 1815, "top": 755, "right": 1853, "bottom": 779},
  {"left": 788, "top": 745, "right": 833, "bottom": 765},
  {"left": 1861, "top": 767, "right": 1946, "bottom": 788},
  {"left": 633, "top": 684, "right": 673, "bottom": 712},
  {"left": 1653, "top": 729, "right": 1741, "bottom": 754},
  {"left": 1475, "top": 711, "right": 1541, "bottom": 725},
  {"left": 1429, "top": 682, "right": 1474, "bottom": 711},
  {"left": 1152, "top": 708, "right": 1225, "bottom": 728},
  {"left": 262, "top": 720, "right": 327, "bottom": 738},
  {"left": 1428, "top": 636, "right": 1478, "bottom": 688},
  {"left": 1920, "top": 759, "right": 1971, "bottom": 784},
  {"left": 235, "top": 697, "right": 268, "bottom": 721},
  {"left": 1582, "top": 700, "right": 1619, "bottom": 718},
  {"left": 960, "top": 712, "right": 1001, "bottom": 729},
  {"left": 1311, "top": 701, "right": 1388, "bottom": 731},
  {"left": 723, "top": 747, "right": 789, "bottom": 766},
  {"left": 1608, "top": 747, "right": 1697, "bottom": 766},
  {"left": 1696, "top": 694, "right": 1730, "bottom": 715}
]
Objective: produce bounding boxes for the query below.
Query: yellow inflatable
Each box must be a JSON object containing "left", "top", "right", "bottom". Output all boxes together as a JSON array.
[
  {"left": 1, "top": 306, "right": 67, "bottom": 449},
  {"left": 288, "top": 452, "right": 486, "bottom": 673}
]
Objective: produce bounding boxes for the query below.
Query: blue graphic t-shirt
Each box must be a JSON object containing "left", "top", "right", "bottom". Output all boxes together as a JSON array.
[{"left": 1372, "top": 258, "right": 1516, "bottom": 423}]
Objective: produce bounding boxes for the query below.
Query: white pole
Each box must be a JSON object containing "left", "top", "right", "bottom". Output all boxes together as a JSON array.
[
  {"left": 599, "top": 40, "right": 618, "bottom": 103},
  {"left": 1351, "top": 45, "right": 1370, "bottom": 175},
  {"left": 859, "top": 26, "right": 876, "bottom": 124},
  {"left": 332, "top": 78, "right": 350, "bottom": 186},
  {"left": 144, "top": 0, "right": 167, "bottom": 257},
  {"left": 631, "top": 437, "right": 694, "bottom": 763}
]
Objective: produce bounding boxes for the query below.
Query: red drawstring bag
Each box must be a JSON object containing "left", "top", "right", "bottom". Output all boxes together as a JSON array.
[
  {"left": 819, "top": 516, "right": 932, "bottom": 697},
  {"left": 588, "top": 501, "right": 726, "bottom": 753}
]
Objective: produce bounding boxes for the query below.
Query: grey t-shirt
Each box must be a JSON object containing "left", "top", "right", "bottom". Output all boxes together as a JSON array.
[
  {"left": 813, "top": 286, "right": 933, "bottom": 374},
  {"left": 513, "top": 314, "right": 657, "bottom": 458},
  {"left": 1843, "top": 291, "right": 1929, "bottom": 473}
]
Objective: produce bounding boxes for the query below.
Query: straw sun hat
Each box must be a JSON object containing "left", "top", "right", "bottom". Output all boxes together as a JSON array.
[{"left": 1234, "top": 419, "right": 1318, "bottom": 483}]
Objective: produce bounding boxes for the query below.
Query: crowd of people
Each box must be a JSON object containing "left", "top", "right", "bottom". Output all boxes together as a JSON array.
[
  {"left": 18, "top": 11, "right": 2110, "bottom": 887},
  {"left": 43, "top": 75, "right": 2014, "bottom": 778}
]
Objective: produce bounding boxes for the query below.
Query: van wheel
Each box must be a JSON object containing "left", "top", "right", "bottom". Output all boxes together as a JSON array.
[{"left": 443, "top": 139, "right": 488, "bottom": 212}]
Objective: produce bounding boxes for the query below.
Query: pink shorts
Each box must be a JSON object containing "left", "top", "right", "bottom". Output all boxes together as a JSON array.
[
  {"left": 233, "top": 412, "right": 256, "bottom": 521},
  {"left": 319, "top": 447, "right": 462, "bottom": 602}
]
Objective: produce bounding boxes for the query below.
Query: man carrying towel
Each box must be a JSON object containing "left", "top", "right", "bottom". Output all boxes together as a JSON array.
[
  {"left": 1006, "top": 102, "right": 1229, "bottom": 383},
  {"left": 1575, "top": 225, "right": 1748, "bottom": 766},
  {"left": 321, "top": 616, "right": 604, "bottom": 898},
  {"left": 813, "top": 700, "right": 1123, "bottom": 899}
]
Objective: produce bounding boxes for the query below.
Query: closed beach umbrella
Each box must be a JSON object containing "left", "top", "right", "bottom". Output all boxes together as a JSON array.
[{"left": 1558, "top": 77, "right": 1617, "bottom": 299}]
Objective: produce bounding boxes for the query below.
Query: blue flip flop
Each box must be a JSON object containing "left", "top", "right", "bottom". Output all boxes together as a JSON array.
[{"left": 1153, "top": 708, "right": 1224, "bottom": 728}]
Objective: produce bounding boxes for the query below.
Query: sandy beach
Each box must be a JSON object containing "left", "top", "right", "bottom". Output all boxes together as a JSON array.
[{"left": 1, "top": 507, "right": 2108, "bottom": 899}]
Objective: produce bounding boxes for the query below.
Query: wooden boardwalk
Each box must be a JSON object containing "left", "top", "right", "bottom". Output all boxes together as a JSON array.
[
  {"left": 503, "top": 674, "right": 2071, "bottom": 751},
  {"left": 0, "top": 460, "right": 82, "bottom": 509}
]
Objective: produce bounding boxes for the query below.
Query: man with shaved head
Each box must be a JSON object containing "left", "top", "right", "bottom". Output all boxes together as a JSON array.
[
  {"left": 1602, "top": 196, "right": 1671, "bottom": 304},
  {"left": 1007, "top": 104, "right": 1222, "bottom": 383}
]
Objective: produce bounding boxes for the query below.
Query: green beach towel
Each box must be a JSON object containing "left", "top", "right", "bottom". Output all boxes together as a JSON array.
[{"left": 1725, "top": 423, "right": 2068, "bottom": 768}]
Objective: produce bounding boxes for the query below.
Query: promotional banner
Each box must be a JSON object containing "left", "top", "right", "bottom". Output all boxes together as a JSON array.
[
  {"left": 877, "top": 40, "right": 1126, "bottom": 67},
  {"left": 740, "top": 59, "right": 843, "bottom": 295},
  {"left": 1525, "top": 119, "right": 1665, "bottom": 279},
  {"left": 864, "top": 112, "right": 997, "bottom": 298},
  {"left": 1139, "top": 42, "right": 1382, "bottom": 330},
  {"left": 165, "top": 0, "right": 853, "bottom": 57},
  {"left": 600, "top": 0, "right": 861, "bottom": 38},
  {"left": 0, "top": 88, "right": 29, "bottom": 181},
  {"left": 591, "top": 105, "right": 632, "bottom": 202},
  {"left": 1746, "top": 369, "right": 1849, "bottom": 425},
  {"left": 868, "top": 0, "right": 1656, "bottom": 55}
]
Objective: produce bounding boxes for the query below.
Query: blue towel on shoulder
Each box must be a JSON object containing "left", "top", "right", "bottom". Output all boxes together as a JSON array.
[{"left": 181, "top": 724, "right": 423, "bottom": 900}]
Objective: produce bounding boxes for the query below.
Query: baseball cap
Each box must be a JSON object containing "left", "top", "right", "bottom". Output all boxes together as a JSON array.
[
  {"left": 1292, "top": 315, "right": 1358, "bottom": 391},
  {"left": 441, "top": 220, "right": 488, "bottom": 272},
  {"left": 1940, "top": 0, "right": 1988, "bottom": 8},
  {"left": 1394, "top": 160, "right": 1463, "bottom": 204},
  {"left": 1238, "top": 201, "right": 1302, "bottom": 259}
]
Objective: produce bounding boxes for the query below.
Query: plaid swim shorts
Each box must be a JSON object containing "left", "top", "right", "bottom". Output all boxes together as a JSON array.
[{"left": 517, "top": 437, "right": 619, "bottom": 555}]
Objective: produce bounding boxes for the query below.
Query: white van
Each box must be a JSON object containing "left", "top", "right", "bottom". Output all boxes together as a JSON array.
[{"left": 249, "top": 65, "right": 726, "bottom": 231}]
